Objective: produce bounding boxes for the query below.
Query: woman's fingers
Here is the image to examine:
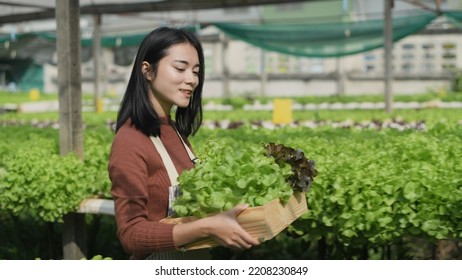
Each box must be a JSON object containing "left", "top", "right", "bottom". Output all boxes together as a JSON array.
[
  {"left": 228, "top": 204, "right": 260, "bottom": 246},
  {"left": 228, "top": 203, "right": 249, "bottom": 216},
  {"left": 207, "top": 204, "right": 260, "bottom": 249}
]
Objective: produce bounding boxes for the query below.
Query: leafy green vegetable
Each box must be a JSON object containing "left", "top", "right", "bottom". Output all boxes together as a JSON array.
[
  {"left": 174, "top": 139, "right": 294, "bottom": 217},
  {"left": 173, "top": 139, "right": 317, "bottom": 218},
  {"left": 0, "top": 126, "right": 112, "bottom": 222}
]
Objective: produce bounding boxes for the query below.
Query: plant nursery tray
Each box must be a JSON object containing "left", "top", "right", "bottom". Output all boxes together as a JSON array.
[{"left": 160, "top": 191, "right": 307, "bottom": 250}]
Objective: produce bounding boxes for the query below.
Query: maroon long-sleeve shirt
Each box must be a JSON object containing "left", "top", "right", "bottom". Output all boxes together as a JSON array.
[{"left": 108, "top": 117, "right": 194, "bottom": 259}]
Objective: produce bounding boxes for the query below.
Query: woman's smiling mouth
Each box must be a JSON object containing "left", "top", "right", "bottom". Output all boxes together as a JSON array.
[{"left": 180, "top": 89, "right": 192, "bottom": 97}]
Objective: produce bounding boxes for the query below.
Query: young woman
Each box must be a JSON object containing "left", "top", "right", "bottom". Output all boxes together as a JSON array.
[{"left": 108, "top": 27, "right": 259, "bottom": 260}]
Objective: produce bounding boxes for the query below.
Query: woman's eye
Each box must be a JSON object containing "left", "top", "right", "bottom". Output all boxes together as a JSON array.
[{"left": 193, "top": 71, "right": 199, "bottom": 76}]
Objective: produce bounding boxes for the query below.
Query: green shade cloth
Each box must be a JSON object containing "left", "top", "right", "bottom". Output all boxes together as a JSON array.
[
  {"left": 3, "top": 11, "right": 462, "bottom": 59},
  {"left": 443, "top": 10, "right": 462, "bottom": 28},
  {"left": 213, "top": 11, "right": 438, "bottom": 58}
]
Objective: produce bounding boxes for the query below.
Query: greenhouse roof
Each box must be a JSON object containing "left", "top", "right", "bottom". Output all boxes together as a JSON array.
[
  {"left": 0, "top": 1, "right": 461, "bottom": 59},
  {"left": 0, "top": 0, "right": 310, "bottom": 25}
]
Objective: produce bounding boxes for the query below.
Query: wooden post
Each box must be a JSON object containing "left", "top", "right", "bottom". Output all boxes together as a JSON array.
[
  {"left": 384, "top": 0, "right": 394, "bottom": 113},
  {"left": 62, "top": 213, "right": 87, "bottom": 260},
  {"left": 55, "top": 0, "right": 86, "bottom": 260},
  {"left": 93, "top": 14, "right": 104, "bottom": 113}
]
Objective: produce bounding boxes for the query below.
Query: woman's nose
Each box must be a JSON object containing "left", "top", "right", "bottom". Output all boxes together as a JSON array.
[{"left": 185, "top": 71, "right": 198, "bottom": 86}]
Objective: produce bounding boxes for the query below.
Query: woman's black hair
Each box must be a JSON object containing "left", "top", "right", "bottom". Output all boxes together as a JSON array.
[{"left": 115, "top": 26, "right": 204, "bottom": 137}]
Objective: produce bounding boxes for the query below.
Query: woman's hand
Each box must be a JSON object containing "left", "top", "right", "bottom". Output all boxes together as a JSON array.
[
  {"left": 205, "top": 204, "right": 260, "bottom": 250},
  {"left": 172, "top": 204, "right": 260, "bottom": 250}
]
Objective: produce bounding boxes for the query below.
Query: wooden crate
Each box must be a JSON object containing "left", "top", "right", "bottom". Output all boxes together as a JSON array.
[{"left": 160, "top": 191, "right": 307, "bottom": 250}]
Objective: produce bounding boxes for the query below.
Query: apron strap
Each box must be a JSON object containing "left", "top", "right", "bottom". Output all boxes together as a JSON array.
[
  {"left": 173, "top": 128, "right": 197, "bottom": 163},
  {"left": 149, "top": 126, "right": 197, "bottom": 217},
  {"left": 150, "top": 136, "right": 179, "bottom": 186},
  {"left": 149, "top": 126, "right": 196, "bottom": 184}
]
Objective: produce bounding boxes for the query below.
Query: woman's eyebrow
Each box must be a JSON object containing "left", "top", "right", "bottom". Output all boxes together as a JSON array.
[{"left": 173, "top": 59, "right": 200, "bottom": 68}]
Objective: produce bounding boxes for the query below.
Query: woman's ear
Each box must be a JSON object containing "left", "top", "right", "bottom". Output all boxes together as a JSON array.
[{"left": 141, "top": 61, "right": 152, "bottom": 80}]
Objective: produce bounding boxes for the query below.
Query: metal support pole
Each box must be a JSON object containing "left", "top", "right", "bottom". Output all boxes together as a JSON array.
[
  {"left": 260, "top": 49, "right": 267, "bottom": 97},
  {"left": 221, "top": 34, "right": 230, "bottom": 99},
  {"left": 336, "top": 57, "right": 345, "bottom": 96},
  {"left": 384, "top": 0, "right": 394, "bottom": 113}
]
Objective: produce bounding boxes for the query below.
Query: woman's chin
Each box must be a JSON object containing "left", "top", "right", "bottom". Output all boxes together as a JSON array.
[{"left": 176, "top": 100, "right": 191, "bottom": 108}]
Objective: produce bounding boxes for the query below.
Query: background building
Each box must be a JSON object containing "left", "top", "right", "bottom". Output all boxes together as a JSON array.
[{"left": 1, "top": 0, "right": 461, "bottom": 98}]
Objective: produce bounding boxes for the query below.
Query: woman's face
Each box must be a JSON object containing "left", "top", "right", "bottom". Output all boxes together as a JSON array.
[{"left": 143, "top": 43, "right": 200, "bottom": 117}]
